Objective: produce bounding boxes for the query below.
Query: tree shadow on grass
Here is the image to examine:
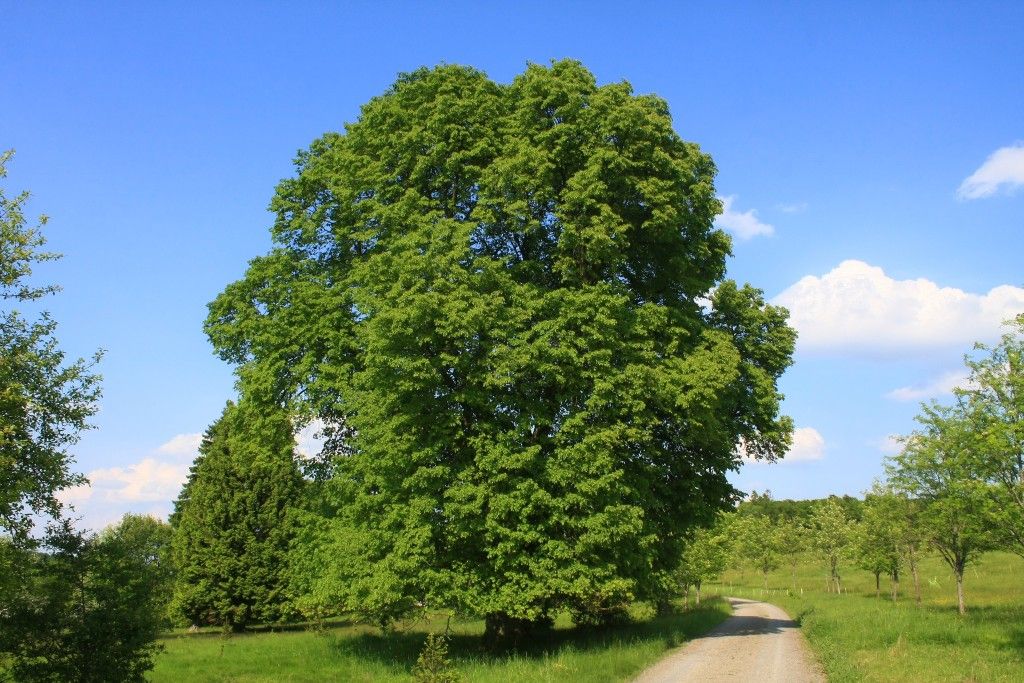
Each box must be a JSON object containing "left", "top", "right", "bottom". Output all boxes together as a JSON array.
[
  {"left": 159, "top": 617, "right": 357, "bottom": 641},
  {"left": 328, "top": 601, "right": 729, "bottom": 668}
]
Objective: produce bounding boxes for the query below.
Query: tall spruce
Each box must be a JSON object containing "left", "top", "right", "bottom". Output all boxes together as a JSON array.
[
  {"left": 206, "top": 61, "right": 796, "bottom": 640},
  {"left": 169, "top": 401, "right": 304, "bottom": 630}
]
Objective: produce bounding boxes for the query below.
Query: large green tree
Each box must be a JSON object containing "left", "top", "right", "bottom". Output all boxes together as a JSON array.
[
  {"left": 169, "top": 401, "right": 305, "bottom": 631},
  {"left": 207, "top": 61, "right": 795, "bottom": 640}
]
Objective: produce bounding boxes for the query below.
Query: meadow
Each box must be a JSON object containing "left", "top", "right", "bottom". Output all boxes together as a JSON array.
[
  {"left": 148, "top": 599, "right": 731, "bottom": 682},
  {"left": 712, "top": 551, "right": 1024, "bottom": 682}
]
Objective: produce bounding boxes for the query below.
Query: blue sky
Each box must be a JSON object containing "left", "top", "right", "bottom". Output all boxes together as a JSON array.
[{"left": 3, "top": 1, "right": 1023, "bottom": 529}]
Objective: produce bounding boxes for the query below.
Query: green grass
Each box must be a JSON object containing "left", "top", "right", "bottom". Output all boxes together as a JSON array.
[
  {"left": 148, "top": 599, "right": 731, "bottom": 682},
  {"left": 711, "top": 551, "right": 1024, "bottom": 682}
]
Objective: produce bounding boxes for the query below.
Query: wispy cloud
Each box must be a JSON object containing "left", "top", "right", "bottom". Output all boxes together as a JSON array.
[
  {"left": 155, "top": 433, "right": 202, "bottom": 458},
  {"left": 715, "top": 195, "right": 774, "bottom": 240},
  {"left": 877, "top": 435, "right": 903, "bottom": 455},
  {"left": 775, "top": 260, "right": 1024, "bottom": 354},
  {"left": 776, "top": 201, "right": 808, "bottom": 214},
  {"left": 886, "top": 370, "right": 973, "bottom": 402},
  {"left": 957, "top": 143, "right": 1024, "bottom": 199}
]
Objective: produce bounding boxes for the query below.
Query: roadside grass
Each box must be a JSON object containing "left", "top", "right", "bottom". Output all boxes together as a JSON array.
[
  {"left": 148, "top": 598, "right": 731, "bottom": 682},
  {"left": 711, "top": 551, "right": 1024, "bottom": 682}
]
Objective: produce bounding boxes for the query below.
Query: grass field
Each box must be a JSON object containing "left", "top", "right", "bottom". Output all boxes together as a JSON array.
[
  {"left": 711, "top": 551, "right": 1024, "bottom": 682},
  {"left": 148, "top": 599, "right": 731, "bottom": 682}
]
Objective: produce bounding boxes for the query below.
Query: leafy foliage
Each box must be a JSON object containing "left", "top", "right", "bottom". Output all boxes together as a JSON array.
[
  {"left": 733, "top": 512, "right": 782, "bottom": 588},
  {"left": 676, "top": 522, "right": 729, "bottom": 605},
  {"left": 0, "top": 517, "right": 168, "bottom": 682},
  {"left": 206, "top": 61, "right": 795, "bottom": 636},
  {"left": 0, "top": 153, "right": 165, "bottom": 682},
  {"left": 959, "top": 315, "right": 1024, "bottom": 555},
  {"left": 169, "top": 401, "right": 305, "bottom": 630},
  {"left": 887, "top": 403, "right": 997, "bottom": 613},
  {"left": 810, "top": 498, "right": 854, "bottom": 593},
  {"left": 0, "top": 150, "right": 101, "bottom": 543}
]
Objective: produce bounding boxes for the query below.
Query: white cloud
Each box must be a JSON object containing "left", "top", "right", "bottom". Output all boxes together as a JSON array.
[
  {"left": 957, "top": 143, "right": 1024, "bottom": 199},
  {"left": 84, "top": 458, "right": 190, "bottom": 503},
  {"left": 886, "top": 370, "right": 973, "bottom": 402},
  {"left": 715, "top": 195, "right": 774, "bottom": 240},
  {"left": 156, "top": 433, "right": 203, "bottom": 458},
  {"left": 777, "top": 201, "right": 808, "bottom": 214},
  {"left": 775, "top": 260, "right": 1024, "bottom": 354},
  {"left": 742, "top": 426, "right": 825, "bottom": 464},
  {"left": 57, "top": 433, "right": 202, "bottom": 530},
  {"left": 786, "top": 427, "right": 826, "bottom": 462}
]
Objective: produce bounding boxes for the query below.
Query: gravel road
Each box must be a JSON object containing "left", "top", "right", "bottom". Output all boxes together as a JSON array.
[{"left": 631, "top": 597, "right": 825, "bottom": 683}]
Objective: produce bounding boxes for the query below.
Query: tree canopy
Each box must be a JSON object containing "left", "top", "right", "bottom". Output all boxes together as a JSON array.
[
  {"left": 206, "top": 61, "right": 795, "bottom": 637},
  {"left": 0, "top": 150, "right": 101, "bottom": 542}
]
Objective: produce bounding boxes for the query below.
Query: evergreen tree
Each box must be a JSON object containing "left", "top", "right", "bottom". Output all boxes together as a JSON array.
[{"left": 169, "top": 400, "right": 304, "bottom": 630}]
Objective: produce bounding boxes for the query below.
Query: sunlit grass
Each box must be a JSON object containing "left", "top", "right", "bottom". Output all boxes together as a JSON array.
[{"left": 149, "top": 599, "right": 731, "bottom": 682}]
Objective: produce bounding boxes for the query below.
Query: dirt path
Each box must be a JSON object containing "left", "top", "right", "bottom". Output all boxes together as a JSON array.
[{"left": 631, "top": 597, "right": 825, "bottom": 683}]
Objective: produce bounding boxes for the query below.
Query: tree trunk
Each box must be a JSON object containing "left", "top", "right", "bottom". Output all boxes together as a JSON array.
[
  {"left": 890, "top": 569, "right": 899, "bottom": 602},
  {"left": 695, "top": 581, "right": 702, "bottom": 607},
  {"left": 910, "top": 554, "right": 922, "bottom": 605},
  {"left": 956, "top": 569, "right": 966, "bottom": 615},
  {"left": 483, "top": 612, "right": 552, "bottom": 648},
  {"left": 874, "top": 571, "right": 880, "bottom": 598}
]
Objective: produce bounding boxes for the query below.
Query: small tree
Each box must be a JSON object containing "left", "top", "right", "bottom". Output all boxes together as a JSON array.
[
  {"left": 775, "top": 517, "right": 809, "bottom": 591},
  {"left": 107, "top": 513, "right": 175, "bottom": 623},
  {"left": 810, "top": 498, "right": 853, "bottom": 593},
  {"left": 412, "top": 633, "right": 461, "bottom": 683},
  {"left": 854, "top": 494, "right": 902, "bottom": 599},
  {"left": 887, "top": 403, "right": 996, "bottom": 614},
  {"left": 894, "top": 493, "right": 926, "bottom": 605},
  {"left": 677, "top": 523, "right": 729, "bottom": 606},
  {"left": 735, "top": 513, "right": 781, "bottom": 589}
]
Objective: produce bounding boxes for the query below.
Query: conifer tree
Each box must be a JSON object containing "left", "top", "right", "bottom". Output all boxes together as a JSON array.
[{"left": 170, "top": 400, "right": 304, "bottom": 630}]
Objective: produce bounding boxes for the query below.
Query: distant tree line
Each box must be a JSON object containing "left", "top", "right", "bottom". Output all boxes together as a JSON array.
[{"left": 694, "top": 326, "right": 1024, "bottom": 616}]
